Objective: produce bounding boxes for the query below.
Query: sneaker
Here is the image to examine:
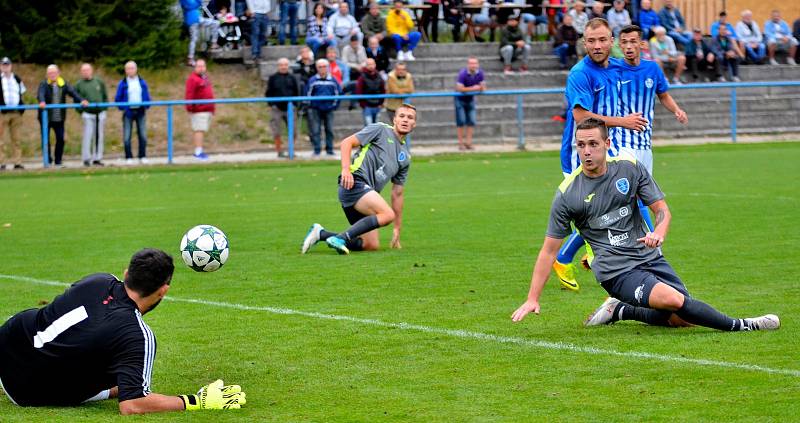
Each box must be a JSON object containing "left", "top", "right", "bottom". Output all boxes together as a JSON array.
[
  {"left": 193, "top": 152, "right": 209, "bottom": 161},
  {"left": 405, "top": 50, "right": 415, "bottom": 61},
  {"left": 743, "top": 314, "right": 780, "bottom": 331},
  {"left": 584, "top": 297, "right": 621, "bottom": 326},
  {"left": 671, "top": 77, "right": 683, "bottom": 85},
  {"left": 277, "top": 151, "right": 289, "bottom": 158},
  {"left": 92, "top": 160, "right": 104, "bottom": 167},
  {"left": 397, "top": 50, "right": 406, "bottom": 61},
  {"left": 139, "top": 157, "right": 150, "bottom": 165},
  {"left": 301, "top": 223, "right": 324, "bottom": 254},
  {"left": 504, "top": 65, "right": 514, "bottom": 75},
  {"left": 788, "top": 57, "right": 797, "bottom": 66},
  {"left": 13, "top": 164, "right": 24, "bottom": 170},
  {"left": 326, "top": 236, "right": 350, "bottom": 255},
  {"left": 732, "top": 76, "right": 741, "bottom": 82},
  {"left": 769, "top": 58, "right": 779, "bottom": 66},
  {"left": 519, "top": 65, "right": 529, "bottom": 73},
  {"left": 553, "top": 261, "right": 579, "bottom": 291},
  {"left": 0, "top": 165, "right": 5, "bottom": 171},
  {"left": 716, "top": 76, "right": 727, "bottom": 82},
  {"left": 125, "top": 158, "right": 135, "bottom": 165},
  {"left": 83, "top": 161, "right": 91, "bottom": 167}
]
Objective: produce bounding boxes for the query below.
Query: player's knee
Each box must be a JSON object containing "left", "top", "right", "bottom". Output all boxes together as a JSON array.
[
  {"left": 376, "top": 209, "right": 395, "bottom": 226},
  {"left": 361, "top": 238, "right": 380, "bottom": 250},
  {"left": 649, "top": 283, "right": 685, "bottom": 311}
]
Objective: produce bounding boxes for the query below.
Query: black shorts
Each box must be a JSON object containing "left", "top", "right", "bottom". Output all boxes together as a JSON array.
[{"left": 600, "top": 256, "right": 690, "bottom": 308}]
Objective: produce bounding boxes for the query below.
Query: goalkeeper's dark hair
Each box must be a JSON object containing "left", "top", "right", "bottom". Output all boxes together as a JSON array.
[
  {"left": 575, "top": 117, "right": 608, "bottom": 140},
  {"left": 125, "top": 248, "right": 174, "bottom": 297}
]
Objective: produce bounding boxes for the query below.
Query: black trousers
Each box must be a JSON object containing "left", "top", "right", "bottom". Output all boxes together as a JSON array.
[
  {"left": 422, "top": 2, "right": 440, "bottom": 42},
  {"left": 40, "top": 120, "right": 66, "bottom": 165},
  {"left": 686, "top": 55, "right": 721, "bottom": 79}
]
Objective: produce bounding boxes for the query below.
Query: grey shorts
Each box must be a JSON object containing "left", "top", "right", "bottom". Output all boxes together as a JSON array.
[
  {"left": 600, "top": 256, "right": 690, "bottom": 308},
  {"left": 337, "top": 177, "right": 373, "bottom": 208}
]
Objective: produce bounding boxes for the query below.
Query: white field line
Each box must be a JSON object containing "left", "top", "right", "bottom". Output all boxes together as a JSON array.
[{"left": 1, "top": 273, "right": 797, "bottom": 378}]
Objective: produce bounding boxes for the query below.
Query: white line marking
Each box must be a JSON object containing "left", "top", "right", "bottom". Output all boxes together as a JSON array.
[{"left": 1, "top": 274, "right": 797, "bottom": 378}]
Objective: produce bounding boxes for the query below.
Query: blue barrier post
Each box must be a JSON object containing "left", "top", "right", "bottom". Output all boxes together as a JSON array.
[
  {"left": 41, "top": 110, "right": 49, "bottom": 167},
  {"left": 516, "top": 94, "right": 524, "bottom": 150},
  {"left": 730, "top": 87, "right": 737, "bottom": 143},
  {"left": 287, "top": 101, "right": 295, "bottom": 160},
  {"left": 166, "top": 106, "right": 174, "bottom": 164}
]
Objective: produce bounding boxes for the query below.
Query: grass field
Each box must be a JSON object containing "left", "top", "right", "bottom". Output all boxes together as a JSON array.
[{"left": 0, "top": 142, "right": 798, "bottom": 422}]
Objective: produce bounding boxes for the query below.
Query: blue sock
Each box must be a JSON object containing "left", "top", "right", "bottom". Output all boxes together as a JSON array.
[
  {"left": 638, "top": 198, "right": 654, "bottom": 232},
  {"left": 556, "top": 230, "right": 583, "bottom": 264}
]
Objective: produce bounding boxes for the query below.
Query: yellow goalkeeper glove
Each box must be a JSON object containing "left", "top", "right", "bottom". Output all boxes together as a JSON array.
[{"left": 180, "top": 379, "right": 246, "bottom": 410}]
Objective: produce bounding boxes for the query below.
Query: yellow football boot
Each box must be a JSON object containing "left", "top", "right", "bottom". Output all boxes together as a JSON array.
[{"left": 553, "top": 261, "right": 579, "bottom": 291}]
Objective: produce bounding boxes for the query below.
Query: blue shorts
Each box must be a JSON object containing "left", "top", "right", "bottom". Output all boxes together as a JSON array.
[
  {"left": 600, "top": 256, "right": 690, "bottom": 308},
  {"left": 455, "top": 99, "right": 477, "bottom": 127}
]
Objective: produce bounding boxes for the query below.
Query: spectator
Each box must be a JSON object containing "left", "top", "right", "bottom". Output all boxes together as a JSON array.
[
  {"left": 521, "top": 4, "right": 549, "bottom": 43},
  {"left": 554, "top": 14, "right": 578, "bottom": 70},
  {"left": 0, "top": 57, "right": 25, "bottom": 170},
  {"left": 342, "top": 34, "right": 368, "bottom": 81},
  {"left": 500, "top": 14, "right": 531, "bottom": 74},
  {"left": 327, "top": 2, "right": 362, "bottom": 48},
  {"left": 736, "top": 10, "right": 767, "bottom": 64},
  {"left": 658, "top": 0, "right": 691, "bottom": 47},
  {"left": 650, "top": 26, "right": 686, "bottom": 84},
  {"left": 37, "top": 65, "right": 88, "bottom": 167},
  {"left": 588, "top": 2, "right": 606, "bottom": 21},
  {"left": 710, "top": 11, "right": 737, "bottom": 40},
  {"left": 360, "top": 3, "right": 387, "bottom": 44},
  {"left": 795, "top": 17, "right": 800, "bottom": 61},
  {"left": 185, "top": 59, "right": 215, "bottom": 161},
  {"left": 442, "top": 0, "right": 463, "bottom": 42},
  {"left": 180, "top": 0, "right": 221, "bottom": 67},
  {"left": 114, "top": 61, "right": 151, "bottom": 165},
  {"left": 387, "top": 0, "right": 422, "bottom": 61},
  {"left": 386, "top": 62, "right": 414, "bottom": 121},
  {"left": 355, "top": 58, "right": 385, "bottom": 125},
  {"left": 266, "top": 58, "right": 301, "bottom": 158},
  {"left": 421, "top": 0, "right": 441, "bottom": 43},
  {"left": 568, "top": 1, "right": 589, "bottom": 36},
  {"left": 307, "top": 3, "right": 336, "bottom": 57},
  {"left": 246, "top": 0, "right": 272, "bottom": 62},
  {"left": 764, "top": 9, "right": 798, "bottom": 65},
  {"left": 74, "top": 63, "right": 108, "bottom": 167},
  {"left": 293, "top": 46, "right": 317, "bottom": 88},
  {"left": 637, "top": 0, "right": 660, "bottom": 39},
  {"left": 454, "top": 57, "right": 485, "bottom": 151},
  {"left": 607, "top": 0, "right": 631, "bottom": 38},
  {"left": 277, "top": 0, "right": 299, "bottom": 45},
  {"left": 685, "top": 28, "right": 721, "bottom": 82},
  {"left": 711, "top": 25, "right": 741, "bottom": 81},
  {"left": 325, "top": 46, "right": 350, "bottom": 87},
  {"left": 366, "top": 36, "right": 391, "bottom": 77},
  {"left": 306, "top": 59, "right": 342, "bottom": 157}
]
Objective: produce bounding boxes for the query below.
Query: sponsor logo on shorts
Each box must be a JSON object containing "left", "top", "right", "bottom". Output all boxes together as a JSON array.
[
  {"left": 634, "top": 284, "right": 645, "bottom": 304},
  {"left": 615, "top": 178, "right": 630, "bottom": 195},
  {"left": 607, "top": 229, "right": 629, "bottom": 247}
]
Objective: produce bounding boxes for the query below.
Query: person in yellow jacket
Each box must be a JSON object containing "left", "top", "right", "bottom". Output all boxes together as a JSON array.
[
  {"left": 386, "top": 62, "right": 415, "bottom": 121},
  {"left": 386, "top": 0, "right": 422, "bottom": 61}
]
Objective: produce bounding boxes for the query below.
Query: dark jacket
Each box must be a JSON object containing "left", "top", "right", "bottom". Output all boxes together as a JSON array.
[
  {"left": 366, "top": 46, "right": 390, "bottom": 73},
  {"left": 685, "top": 38, "right": 714, "bottom": 58},
  {"left": 710, "top": 35, "right": 737, "bottom": 58},
  {"left": 0, "top": 73, "right": 24, "bottom": 115},
  {"left": 658, "top": 7, "right": 685, "bottom": 32},
  {"left": 37, "top": 78, "right": 84, "bottom": 122},
  {"left": 355, "top": 69, "right": 385, "bottom": 108},
  {"left": 500, "top": 25, "right": 524, "bottom": 50},
  {"left": 266, "top": 72, "right": 301, "bottom": 111},
  {"left": 114, "top": 76, "right": 152, "bottom": 118},
  {"left": 293, "top": 59, "right": 317, "bottom": 87},
  {"left": 555, "top": 24, "right": 578, "bottom": 47},
  {"left": 306, "top": 74, "right": 342, "bottom": 111}
]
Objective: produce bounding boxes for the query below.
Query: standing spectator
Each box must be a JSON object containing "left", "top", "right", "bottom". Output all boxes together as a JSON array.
[
  {"left": 710, "top": 11, "right": 737, "bottom": 40},
  {"left": 736, "top": 10, "right": 767, "bottom": 64},
  {"left": 114, "top": 61, "right": 151, "bottom": 165},
  {"left": 442, "top": 0, "right": 463, "bottom": 42},
  {"left": 306, "top": 59, "right": 342, "bottom": 157},
  {"left": 74, "top": 63, "right": 108, "bottom": 167},
  {"left": 185, "top": 59, "right": 215, "bottom": 161},
  {"left": 361, "top": 3, "right": 387, "bottom": 44},
  {"left": 366, "top": 36, "right": 391, "bottom": 77},
  {"left": 277, "top": 0, "right": 299, "bottom": 45},
  {"left": 37, "top": 65, "right": 88, "bottom": 167},
  {"left": 293, "top": 46, "right": 317, "bottom": 88},
  {"left": 711, "top": 25, "right": 742, "bottom": 81},
  {"left": 247, "top": 0, "right": 272, "bottom": 61},
  {"left": 307, "top": 3, "right": 336, "bottom": 57},
  {"left": 764, "top": 10, "right": 798, "bottom": 65},
  {"left": 422, "top": 0, "right": 441, "bottom": 43},
  {"left": 650, "top": 26, "right": 686, "bottom": 84},
  {"left": 685, "top": 28, "right": 721, "bottom": 82},
  {"left": 327, "top": 2, "right": 362, "bottom": 48},
  {"left": 326, "top": 47, "right": 351, "bottom": 88},
  {"left": 386, "top": 62, "right": 414, "bottom": 121},
  {"left": 0, "top": 57, "right": 25, "bottom": 170},
  {"left": 454, "top": 57, "right": 485, "bottom": 151},
  {"left": 387, "top": 0, "right": 422, "bottom": 61},
  {"left": 266, "top": 58, "right": 301, "bottom": 158},
  {"left": 606, "top": 0, "right": 631, "bottom": 38},
  {"left": 499, "top": 14, "right": 531, "bottom": 74},
  {"left": 342, "top": 34, "right": 368, "bottom": 81},
  {"left": 658, "top": 0, "right": 691, "bottom": 48},
  {"left": 795, "top": 17, "right": 800, "bottom": 62},
  {"left": 355, "top": 58, "right": 385, "bottom": 125},
  {"left": 637, "top": 0, "right": 660, "bottom": 39},
  {"left": 180, "top": 0, "right": 221, "bottom": 67},
  {"left": 553, "top": 14, "right": 578, "bottom": 70}
]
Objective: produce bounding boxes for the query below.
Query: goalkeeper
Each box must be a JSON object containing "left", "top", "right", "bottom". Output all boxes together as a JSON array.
[{"left": 0, "top": 249, "right": 246, "bottom": 414}]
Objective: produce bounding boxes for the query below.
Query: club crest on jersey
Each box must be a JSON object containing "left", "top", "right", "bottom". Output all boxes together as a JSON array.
[
  {"left": 645, "top": 78, "right": 654, "bottom": 88},
  {"left": 615, "top": 178, "right": 630, "bottom": 195},
  {"left": 398, "top": 151, "right": 407, "bottom": 162}
]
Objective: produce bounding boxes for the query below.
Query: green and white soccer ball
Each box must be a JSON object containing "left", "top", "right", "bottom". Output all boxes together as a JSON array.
[{"left": 180, "top": 225, "right": 229, "bottom": 272}]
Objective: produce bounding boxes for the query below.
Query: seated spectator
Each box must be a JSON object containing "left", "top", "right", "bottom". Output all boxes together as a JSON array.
[
  {"left": 327, "top": 2, "right": 362, "bottom": 49},
  {"left": 266, "top": 58, "right": 301, "bottom": 158},
  {"left": 467, "top": 0, "right": 492, "bottom": 42},
  {"left": 322, "top": 0, "right": 339, "bottom": 17},
  {"left": 710, "top": 11, "right": 737, "bottom": 40},
  {"left": 711, "top": 25, "right": 741, "bottom": 81},
  {"left": 442, "top": 0, "right": 464, "bottom": 42},
  {"left": 764, "top": 9, "right": 798, "bottom": 65},
  {"left": 325, "top": 46, "right": 351, "bottom": 88},
  {"left": 685, "top": 28, "right": 721, "bottom": 82},
  {"left": 607, "top": 0, "right": 631, "bottom": 38},
  {"left": 361, "top": 3, "right": 387, "bottom": 44},
  {"left": 658, "top": 0, "right": 691, "bottom": 48},
  {"left": 736, "top": 10, "right": 766, "bottom": 64},
  {"left": 386, "top": 62, "right": 414, "bottom": 121},
  {"left": 637, "top": 0, "right": 660, "bottom": 39},
  {"left": 355, "top": 58, "right": 385, "bottom": 125},
  {"left": 366, "top": 36, "right": 391, "bottom": 77},
  {"left": 181, "top": 0, "right": 221, "bottom": 67},
  {"left": 794, "top": 17, "right": 800, "bottom": 61},
  {"left": 568, "top": 1, "right": 588, "bottom": 36},
  {"left": 307, "top": 3, "right": 336, "bottom": 57},
  {"left": 342, "top": 34, "right": 368, "bottom": 81},
  {"left": 387, "top": 0, "right": 422, "bottom": 61},
  {"left": 553, "top": 14, "right": 578, "bottom": 70},
  {"left": 650, "top": 26, "right": 686, "bottom": 84},
  {"left": 499, "top": 14, "right": 531, "bottom": 74},
  {"left": 588, "top": 2, "right": 606, "bottom": 21},
  {"left": 306, "top": 59, "right": 342, "bottom": 157},
  {"left": 521, "top": 2, "right": 549, "bottom": 43}
]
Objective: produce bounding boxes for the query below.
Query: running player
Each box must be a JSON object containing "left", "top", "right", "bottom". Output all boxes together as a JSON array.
[
  {"left": 511, "top": 118, "right": 779, "bottom": 331},
  {"left": 0, "top": 249, "right": 246, "bottom": 414},
  {"left": 301, "top": 103, "right": 416, "bottom": 255}
]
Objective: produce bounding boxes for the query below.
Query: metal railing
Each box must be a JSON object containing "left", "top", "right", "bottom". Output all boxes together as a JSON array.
[{"left": 2, "top": 80, "right": 799, "bottom": 167}]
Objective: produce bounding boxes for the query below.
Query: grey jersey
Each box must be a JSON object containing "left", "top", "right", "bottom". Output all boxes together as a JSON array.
[
  {"left": 350, "top": 123, "right": 411, "bottom": 192},
  {"left": 547, "top": 157, "right": 665, "bottom": 282}
]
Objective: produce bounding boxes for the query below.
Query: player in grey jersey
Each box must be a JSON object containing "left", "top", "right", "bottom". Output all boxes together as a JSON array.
[
  {"left": 511, "top": 118, "right": 779, "bottom": 331},
  {"left": 301, "top": 104, "right": 416, "bottom": 255}
]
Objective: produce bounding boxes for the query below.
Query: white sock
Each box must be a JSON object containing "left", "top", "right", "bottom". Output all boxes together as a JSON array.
[{"left": 195, "top": 147, "right": 203, "bottom": 155}]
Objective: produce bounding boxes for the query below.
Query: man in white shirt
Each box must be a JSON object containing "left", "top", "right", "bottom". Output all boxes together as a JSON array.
[
  {"left": 735, "top": 10, "right": 766, "bottom": 64},
  {"left": 0, "top": 57, "right": 25, "bottom": 170}
]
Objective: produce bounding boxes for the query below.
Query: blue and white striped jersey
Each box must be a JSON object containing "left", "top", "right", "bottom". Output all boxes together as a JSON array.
[{"left": 616, "top": 59, "right": 669, "bottom": 150}]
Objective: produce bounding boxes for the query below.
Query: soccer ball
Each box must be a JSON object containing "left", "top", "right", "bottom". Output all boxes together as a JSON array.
[{"left": 180, "top": 225, "right": 229, "bottom": 272}]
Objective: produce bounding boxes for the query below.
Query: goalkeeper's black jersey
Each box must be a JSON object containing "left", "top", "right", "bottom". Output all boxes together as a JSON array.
[{"left": 0, "top": 273, "right": 155, "bottom": 406}]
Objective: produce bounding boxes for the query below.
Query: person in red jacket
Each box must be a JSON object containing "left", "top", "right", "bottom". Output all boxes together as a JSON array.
[{"left": 185, "top": 59, "right": 215, "bottom": 161}]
